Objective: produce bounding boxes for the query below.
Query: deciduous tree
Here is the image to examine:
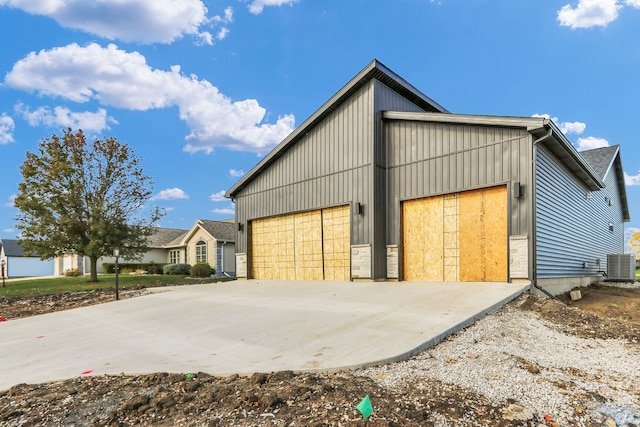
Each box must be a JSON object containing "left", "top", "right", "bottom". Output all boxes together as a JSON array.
[
  {"left": 14, "top": 129, "right": 164, "bottom": 282},
  {"left": 629, "top": 231, "right": 640, "bottom": 256}
]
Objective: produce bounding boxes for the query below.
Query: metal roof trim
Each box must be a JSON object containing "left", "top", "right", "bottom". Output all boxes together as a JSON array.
[
  {"left": 382, "top": 111, "right": 547, "bottom": 129},
  {"left": 226, "top": 59, "right": 448, "bottom": 198},
  {"left": 542, "top": 120, "right": 605, "bottom": 191},
  {"left": 611, "top": 148, "right": 631, "bottom": 222}
]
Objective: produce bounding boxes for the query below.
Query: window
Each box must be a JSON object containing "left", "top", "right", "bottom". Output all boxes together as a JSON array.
[
  {"left": 169, "top": 250, "right": 180, "bottom": 264},
  {"left": 196, "top": 240, "right": 207, "bottom": 263}
]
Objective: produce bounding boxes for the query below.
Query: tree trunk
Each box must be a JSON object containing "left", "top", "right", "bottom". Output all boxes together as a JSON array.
[{"left": 90, "top": 256, "right": 98, "bottom": 282}]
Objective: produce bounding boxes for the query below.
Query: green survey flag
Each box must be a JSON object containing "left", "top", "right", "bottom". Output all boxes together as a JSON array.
[{"left": 357, "top": 395, "right": 373, "bottom": 419}]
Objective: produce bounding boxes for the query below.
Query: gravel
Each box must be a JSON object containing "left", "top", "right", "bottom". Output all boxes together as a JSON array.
[{"left": 359, "top": 295, "right": 640, "bottom": 426}]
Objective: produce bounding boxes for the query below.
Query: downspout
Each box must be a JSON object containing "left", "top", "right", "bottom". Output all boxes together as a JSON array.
[
  {"left": 220, "top": 241, "right": 227, "bottom": 275},
  {"left": 531, "top": 127, "right": 564, "bottom": 303}
]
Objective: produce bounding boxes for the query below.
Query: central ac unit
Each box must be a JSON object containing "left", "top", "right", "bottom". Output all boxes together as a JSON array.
[{"left": 607, "top": 254, "right": 636, "bottom": 281}]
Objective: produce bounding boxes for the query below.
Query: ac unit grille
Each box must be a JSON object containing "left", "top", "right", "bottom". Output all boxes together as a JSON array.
[{"left": 607, "top": 254, "right": 636, "bottom": 281}]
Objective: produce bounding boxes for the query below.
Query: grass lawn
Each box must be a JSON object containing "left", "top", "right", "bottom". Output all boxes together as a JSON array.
[{"left": 0, "top": 274, "right": 228, "bottom": 299}]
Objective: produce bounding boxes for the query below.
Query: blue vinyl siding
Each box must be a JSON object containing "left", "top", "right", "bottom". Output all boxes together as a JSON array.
[{"left": 535, "top": 147, "right": 624, "bottom": 278}]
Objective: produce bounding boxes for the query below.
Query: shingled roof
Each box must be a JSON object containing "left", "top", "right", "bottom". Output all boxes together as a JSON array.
[
  {"left": 578, "top": 145, "right": 630, "bottom": 222},
  {"left": 147, "top": 227, "right": 189, "bottom": 248},
  {"left": 0, "top": 239, "right": 39, "bottom": 257},
  {"left": 198, "top": 220, "right": 235, "bottom": 242},
  {"left": 579, "top": 145, "right": 619, "bottom": 179}
]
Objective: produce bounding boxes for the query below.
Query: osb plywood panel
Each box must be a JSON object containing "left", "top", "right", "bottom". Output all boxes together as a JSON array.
[
  {"left": 443, "top": 194, "right": 460, "bottom": 282},
  {"left": 323, "top": 205, "right": 350, "bottom": 281},
  {"left": 402, "top": 196, "right": 444, "bottom": 281},
  {"left": 483, "top": 185, "right": 508, "bottom": 281},
  {"left": 251, "top": 205, "right": 351, "bottom": 281},
  {"left": 459, "top": 186, "right": 507, "bottom": 282},
  {"left": 251, "top": 214, "right": 295, "bottom": 280},
  {"left": 294, "top": 210, "right": 323, "bottom": 280}
]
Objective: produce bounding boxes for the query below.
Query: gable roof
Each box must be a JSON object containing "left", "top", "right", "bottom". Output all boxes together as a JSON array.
[
  {"left": 579, "top": 145, "right": 619, "bottom": 179},
  {"left": 165, "top": 219, "right": 235, "bottom": 248},
  {"left": 199, "top": 220, "right": 235, "bottom": 242},
  {"left": 579, "top": 145, "right": 630, "bottom": 222},
  {"left": 226, "top": 59, "right": 449, "bottom": 198},
  {"left": 1, "top": 239, "right": 38, "bottom": 257},
  {"left": 148, "top": 227, "right": 189, "bottom": 248}
]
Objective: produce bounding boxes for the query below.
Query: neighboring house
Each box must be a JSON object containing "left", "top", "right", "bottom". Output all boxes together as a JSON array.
[
  {"left": 54, "top": 220, "right": 236, "bottom": 276},
  {"left": 165, "top": 219, "right": 236, "bottom": 274},
  {"left": 0, "top": 238, "right": 54, "bottom": 278},
  {"left": 226, "top": 59, "right": 630, "bottom": 294}
]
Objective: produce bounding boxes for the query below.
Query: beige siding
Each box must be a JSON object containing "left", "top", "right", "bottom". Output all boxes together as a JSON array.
[{"left": 186, "top": 228, "right": 216, "bottom": 267}]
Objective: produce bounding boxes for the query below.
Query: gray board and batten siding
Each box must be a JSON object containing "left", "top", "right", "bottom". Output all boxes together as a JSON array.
[
  {"left": 535, "top": 145, "right": 626, "bottom": 279},
  {"left": 229, "top": 61, "right": 447, "bottom": 280},
  {"left": 382, "top": 115, "right": 534, "bottom": 242}
]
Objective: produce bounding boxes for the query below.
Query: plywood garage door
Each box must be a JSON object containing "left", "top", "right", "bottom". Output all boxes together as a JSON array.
[
  {"left": 459, "top": 186, "right": 508, "bottom": 281},
  {"left": 402, "top": 186, "right": 507, "bottom": 282},
  {"left": 250, "top": 205, "right": 350, "bottom": 280}
]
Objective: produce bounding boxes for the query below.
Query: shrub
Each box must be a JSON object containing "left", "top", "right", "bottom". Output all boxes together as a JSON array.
[
  {"left": 147, "top": 262, "right": 162, "bottom": 275},
  {"left": 191, "top": 263, "right": 213, "bottom": 278},
  {"left": 162, "top": 263, "right": 191, "bottom": 275},
  {"left": 64, "top": 268, "right": 82, "bottom": 277},
  {"left": 102, "top": 262, "right": 167, "bottom": 274}
]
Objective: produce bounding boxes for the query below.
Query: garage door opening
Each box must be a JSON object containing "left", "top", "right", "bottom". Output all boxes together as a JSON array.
[
  {"left": 250, "top": 205, "right": 351, "bottom": 280},
  {"left": 402, "top": 185, "right": 507, "bottom": 282}
]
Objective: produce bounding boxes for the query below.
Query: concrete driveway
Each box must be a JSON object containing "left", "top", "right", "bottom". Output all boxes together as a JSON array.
[{"left": 0, "top": 280, "right": 529, "bottom": 391}]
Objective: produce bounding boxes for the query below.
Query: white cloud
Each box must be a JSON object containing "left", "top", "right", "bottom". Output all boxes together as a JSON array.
[
  {"left": 209, "top": 190, "right": 227, "bottom": 202},
  {"left": 532, "top": 113, "right": 586, "bottom": 135},
  {"left": 3, "top": 194, "right": 16, "bottom": 207},
  {"left": 152, "top": 188, "right": 189, "bottom": 200},
  {"left": 626, "top": 0, "right": 640, "bottom": 6},
  {"left": 248, "top": 0, "right": 298, "bottom": 15},
  {"left": 624, "top": 171, "right": 640, "bottom": 186},
  {"left": 559, "top": 121, "right": 587, "bottom": 134},
  {"left": 2, "top": 228, "right": 15, "bottom": 235},
  {"left": 217, "top": 27, "right": 230, "bottom": 40},
  {"left": 0, "top": 114, "right": 15, "bottom": 144},
  {"left": 15, "top": 103, "right": 117, "bottom": 132},
  {"left": 229, "top": 169, "right": 246, "bottom": 178},
  {"left": 211, "top": 6, "right": 233, "bottom": 42},
  {"left": 213, "top": 6, "right": 233, "bottom": 23},
  {"left": 4, "top": 43, "right": 295, "bottom": 154},
  {"left": 212, "top": 205, "right": 235, "bottom": 215},
  {"left": 0, "top": 0, "right": 212, "bottom": 44},
  {"left": 557, "top": 0, "right": 621, "bottom": 29},
  {"left": 576, "top": 136, "right": 609, "bottom": 151}
]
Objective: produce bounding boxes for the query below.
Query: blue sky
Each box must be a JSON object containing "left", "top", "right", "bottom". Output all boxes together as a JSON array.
[{"left": 1, "top": 0, "right": 639, "bottom": 247}]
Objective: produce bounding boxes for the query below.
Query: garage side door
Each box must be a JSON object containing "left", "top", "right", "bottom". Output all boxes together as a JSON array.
[{"left": 459, "top": 186, "right": 508, "bottom": 281}]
